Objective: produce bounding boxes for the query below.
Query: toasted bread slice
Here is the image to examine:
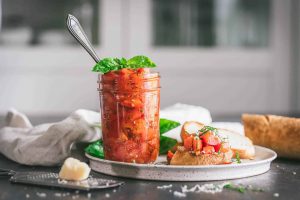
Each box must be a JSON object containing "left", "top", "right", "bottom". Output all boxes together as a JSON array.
[
  {"left": 218, "top": 129, "right": 255, "bottom": 159},
  {"left": 180, "top": 121, "right": 205, "bottom": 141},
  {"left": 170, "top": 146, "right": 233, "bottom": 165}
]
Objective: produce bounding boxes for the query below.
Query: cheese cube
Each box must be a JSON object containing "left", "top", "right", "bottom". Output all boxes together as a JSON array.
[{"left": 59, "top": 157, "right": 91, "bottom": 181}]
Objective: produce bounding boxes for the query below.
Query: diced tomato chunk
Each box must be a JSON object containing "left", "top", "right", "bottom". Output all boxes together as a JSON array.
[
  {"left": 119, "top": 68, "right": 133, "bottom": 75},
  {"left": 202, "top": 146, "right": 215, "bottom": 154},
  {"left": 213, "top": 143, "right": 222, "bottom": 152},
  {"left": 137, "top": 68, "right": 150, "bottom": 75},
  {"left": 167, "top": 150, "right": 174, "bottom": 163},
  {"left": 220, "top": 142, "right": 231, "bottom": 153},
  {"left": 120, "top": 98, "right": 143, "bottom": 108},
  {"left": 183, "top": 135, "right": 194, "bottom": 151},
  {"left": 200, "top": 131, "right": 213, "bottom": 143},
  {"left": 192, "top": 138, "right": 202, "bottom": 153},
  {"left": 200, "top": 131, "right": 221, "bottom": 146},
  {"left": 219, "top": 161, "right": 232, "bottom": 165}
]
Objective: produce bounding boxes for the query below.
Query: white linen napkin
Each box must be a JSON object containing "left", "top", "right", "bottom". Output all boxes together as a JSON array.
[{"left": 0, "top": 108, "right": 101, "bottom": 166}]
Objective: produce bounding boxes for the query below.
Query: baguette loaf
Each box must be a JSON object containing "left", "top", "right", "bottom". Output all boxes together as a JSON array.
[{"left": 242, "top": 114, "right": 300, "bottom": 159}]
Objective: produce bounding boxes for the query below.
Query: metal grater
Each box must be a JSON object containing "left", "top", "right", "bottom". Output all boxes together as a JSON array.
[{"left": 0, "top": 169, "right": 123, "bottom": 191}]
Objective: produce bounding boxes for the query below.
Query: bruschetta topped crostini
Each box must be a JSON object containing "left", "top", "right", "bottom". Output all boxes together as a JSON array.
[{"left": 167, "top": 121, "right": 255, "bottom": 165}]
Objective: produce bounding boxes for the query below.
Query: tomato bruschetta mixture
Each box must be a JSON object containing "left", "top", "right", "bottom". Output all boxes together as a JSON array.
[{"left": 99, "top": 68, "right": 160, "bottom": 164}]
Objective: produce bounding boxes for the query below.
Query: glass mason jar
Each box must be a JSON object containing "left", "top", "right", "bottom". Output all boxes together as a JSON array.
[{"left": 98, "top": 68, "right": 160, "bottom": 164}]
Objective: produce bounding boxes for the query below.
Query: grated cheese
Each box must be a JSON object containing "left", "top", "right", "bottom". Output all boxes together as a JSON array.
[
  {"left": 181, "top": 182, "right": 229, "bottom": 194},
  {"left": 54, "top": 193, "right": 62, "bottom": 197},
  {"left": 273, "top": 193, "right": 279, "bottom": 197},
  {"left": 36, "top": 192, "right": 47, "bottom": 198},
  {"left": 157, "top": 184, "right": 173, "bottom": 189},
  {"left": 173, "top": 191, "right": 187, "bottom": 198}
]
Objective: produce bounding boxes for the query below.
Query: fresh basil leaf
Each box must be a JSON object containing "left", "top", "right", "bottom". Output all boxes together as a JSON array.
[
  {"left": 85, "top": 140, "right": 104, "bottom": 159},
  {"left": 120, "top": 57, "right": 127, "bottom": 65},
  {"left": 159, "top": 118, "right": 180, "bottom": 154},
  {"left": 160, "top": 118, "right": 180, "bottom": 135},
  {"left": 127, "top": 55, "right": 156, "bottom": 68},
  {"left": 159, "top": 135, "right": 177, "bottom": 155},
  {"left": 92, "top": 58, "right": 120, "bottom": 73},
  {"left": 92, "top": 55, "right": 156, "bottom": 74},
  {"left": 236, "top": 152, "right": 241, "bottom": 164},
  {"left": 224, "top": 183, "right": 264, "bottom": 193},
  {"left": 198, "top": 125, "right": 218, "bottom": 136},
  {"left": 223, "top": 183, "right": 246, "bottom": 193}
]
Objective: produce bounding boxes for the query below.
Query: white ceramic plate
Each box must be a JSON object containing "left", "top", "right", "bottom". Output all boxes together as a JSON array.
[{"left": 86, "top": 146, "right": 277, "bottom": 181}]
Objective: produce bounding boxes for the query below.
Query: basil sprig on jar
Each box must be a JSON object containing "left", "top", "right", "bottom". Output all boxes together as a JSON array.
[{"left": 92, "top": 55, "right": 156, "bottom": 74}]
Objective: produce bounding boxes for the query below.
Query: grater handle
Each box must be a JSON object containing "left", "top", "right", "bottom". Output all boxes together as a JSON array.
[{"left": 0, "top": 168, "right": 15, "bottom": 176}]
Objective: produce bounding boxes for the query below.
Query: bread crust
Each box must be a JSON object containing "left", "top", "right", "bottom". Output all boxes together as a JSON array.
[
  {"left": 180, "top": 121, "right": 205, "bottom": 140},
  {"left": 242, "top": 114, "right": 300, "bottom": 159},
  {"left": 170, "top": 146, "right": 233, "bottom": 165}
]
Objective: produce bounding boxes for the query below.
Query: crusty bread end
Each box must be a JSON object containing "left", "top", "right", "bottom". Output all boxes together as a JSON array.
[{"left": 242, "top": 114, "right": 300, "bottom": 159}]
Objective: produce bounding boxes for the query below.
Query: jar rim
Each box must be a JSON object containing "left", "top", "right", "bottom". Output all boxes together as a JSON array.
[{"left": 97, "top": 76, "right": 160, "bottom": 84}]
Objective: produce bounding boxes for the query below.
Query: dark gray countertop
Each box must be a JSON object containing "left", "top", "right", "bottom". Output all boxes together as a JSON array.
[
  {"left": 0, "top": 116, "right": 300, "bottom": 200},
  {"left": 1, "top": 154, "right": 299, "bottom": 200}
]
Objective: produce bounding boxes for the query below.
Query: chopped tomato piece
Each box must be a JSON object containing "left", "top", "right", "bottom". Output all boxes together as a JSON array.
[
  {"left": 192, "top": 138, "right": 202, "bottom": 153},
  {"left": 183, "top": 135, "right": 194, "bottom": 151},
  {"left": 200, "top": 131, "right": 213, "bottom": 143},
  {"left": 213, "top": 143, "right": 222, "bottom": 152},
  {"left": 219, "top": 161, "right": 232, "bottom": 165},
  {"left": 119, "top": 68, "right": 133, "bottom": 75},
  {"left": 167, "top": 151, "right": 174, "bottom": 163},
  {"left": 200, "top": 131, "right": 221, "bottom": 146},
  {"left": 202, "top": 146, "right": 215, "bottom": 154},
  {"left": 102, "top": 71, "right": 118, "bottom": 82},
  {"left": 220, "top": 142, "right": 231, "bottom": 153},
  {"left": 137, "top": 68, "right": 150, "bottom": 74},
  {"left": 120, "top": 98, "right": 143, "bottom": 108},
  {"left": 209, "top": 136, "right": 221, "bottom": 146}
]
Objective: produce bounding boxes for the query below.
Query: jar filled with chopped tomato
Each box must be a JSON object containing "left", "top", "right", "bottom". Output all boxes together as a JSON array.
[{"left": 98, "top": 68, "right": 160, "bottom": 164}]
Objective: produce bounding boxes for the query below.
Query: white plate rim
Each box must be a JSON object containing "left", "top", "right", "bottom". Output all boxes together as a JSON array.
[{"left": 86, "top": 145, "right": 277, "bottom": 169}]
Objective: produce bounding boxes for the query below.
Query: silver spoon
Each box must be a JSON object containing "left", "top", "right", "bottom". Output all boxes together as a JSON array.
[{"left": 66, "top": 14, "right": 100, "bottom": 63}]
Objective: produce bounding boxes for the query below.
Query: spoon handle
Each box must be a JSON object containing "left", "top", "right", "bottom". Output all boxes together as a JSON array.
[{"left": 66, "top": 14, "right": 100, "bottom": 63}]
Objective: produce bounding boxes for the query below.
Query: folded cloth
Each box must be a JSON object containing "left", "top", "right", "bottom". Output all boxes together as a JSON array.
[
  {"left": 160, "top": 103, "right": 212, "bottom": 125},
  {"left": 0, "top": 109, "right": 101, "bottom": 166}
]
